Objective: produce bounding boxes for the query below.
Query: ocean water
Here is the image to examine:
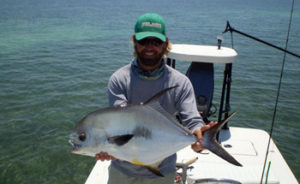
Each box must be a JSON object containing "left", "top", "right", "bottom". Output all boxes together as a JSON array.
[{"left": 0, "top": 0, "right": 299, "bottom": 183}]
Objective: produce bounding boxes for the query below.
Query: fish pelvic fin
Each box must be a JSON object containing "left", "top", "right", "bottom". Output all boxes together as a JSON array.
[
  {"left": 145, "top": 166, "right": 164, "bottom": 177},
  {"left": 107, "top": 134, "right": 134, "bottom": 146},
  {"left": 203, "top": 112, "right": 242, "bottom": 166},
  {"left": 131, "top": 159, "right": 164, "bottom": 177}
]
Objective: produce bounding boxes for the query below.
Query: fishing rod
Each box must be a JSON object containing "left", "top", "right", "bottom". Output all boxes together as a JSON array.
[
  {"left": 223, "top": 0, "right": 297, "bottom": 183},
  {"left": 223, "top": 21, "right": 300, "bottom": 59},
  {"left": 258, "top": 0, "right": 296, "bottom": 182}
]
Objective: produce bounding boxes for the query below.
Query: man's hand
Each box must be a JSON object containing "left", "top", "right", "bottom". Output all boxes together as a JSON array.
[
  {"left": 191, "top": 121, "right": 217, "bottom": 152},
  {"left": 95, "top": 152, "right": 117, "bottom": 161}
]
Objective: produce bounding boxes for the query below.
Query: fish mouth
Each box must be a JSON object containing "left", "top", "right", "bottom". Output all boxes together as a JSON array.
[{"left": 69, "top": 139, "right": 81, "bottom": 152}]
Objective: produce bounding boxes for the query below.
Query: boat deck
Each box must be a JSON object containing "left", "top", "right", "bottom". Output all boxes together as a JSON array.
[{"left": 177, "top": 127, "right": 297, "bottom": 184}]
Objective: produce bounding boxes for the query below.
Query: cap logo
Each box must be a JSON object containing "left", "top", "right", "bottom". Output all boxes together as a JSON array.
[
  {"left": 135, "top": 13, "right": 166, "bottom": 41},
  {"left": 141, "top": 22, "right": 162, "bottom": 29}
]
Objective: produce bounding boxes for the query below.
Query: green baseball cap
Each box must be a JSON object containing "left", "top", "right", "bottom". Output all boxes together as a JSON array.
[{"left": 134, "top": 13, "right": 166, "bottom": 42}]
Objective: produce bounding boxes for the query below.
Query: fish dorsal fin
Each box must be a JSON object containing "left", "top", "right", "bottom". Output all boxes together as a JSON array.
[
  {"left": 107, "top": 134, "right": 134, "bottom": 146},
  {"left": 143, "top": 86, "right": 194, "bottom": 136},
  {"left": 143, "top": 86, "right": 178, "bottom": 105}
]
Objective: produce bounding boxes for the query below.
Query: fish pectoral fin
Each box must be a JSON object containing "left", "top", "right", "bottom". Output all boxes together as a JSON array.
[{"left": 107, "top": 134, "right": 134, "bottom": 146}]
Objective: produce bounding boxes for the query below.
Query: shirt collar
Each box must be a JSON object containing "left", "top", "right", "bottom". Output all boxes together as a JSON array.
[{"left": 131, "top": 58, "right": 165, "bottom": 80}]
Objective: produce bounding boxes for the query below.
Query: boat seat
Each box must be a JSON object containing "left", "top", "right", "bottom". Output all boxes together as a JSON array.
[{"left": 185, "top": 62, "right": 214, "bottom": 122}]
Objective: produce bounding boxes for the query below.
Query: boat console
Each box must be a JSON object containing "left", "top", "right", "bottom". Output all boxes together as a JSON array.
[{"left": 167, "top": 43, "right": 237, "bottom": 124}]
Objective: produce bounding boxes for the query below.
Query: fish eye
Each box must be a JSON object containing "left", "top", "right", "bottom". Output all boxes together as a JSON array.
[{"left": 79, "top": 133, "right": 86, "bottom": 141}]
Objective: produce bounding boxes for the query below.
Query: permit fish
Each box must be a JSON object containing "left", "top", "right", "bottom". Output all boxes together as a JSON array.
[{"left": 69, "top": 86, "right": 242, "bottom": 176}]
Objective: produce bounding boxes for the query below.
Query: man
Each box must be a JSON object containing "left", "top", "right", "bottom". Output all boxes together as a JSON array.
[{"left": 96, "top": 13, "right": 216, "bottom": 184}]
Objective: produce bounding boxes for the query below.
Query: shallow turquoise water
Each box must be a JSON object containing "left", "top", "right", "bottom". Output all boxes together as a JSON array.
[{"left": 0, "top": 0, "right": 299, "bottom": 183}]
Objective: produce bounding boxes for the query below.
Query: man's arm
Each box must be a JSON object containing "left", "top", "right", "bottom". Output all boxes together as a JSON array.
[{"left": 175, "top": 79, "right": 216, "bottom": 152}]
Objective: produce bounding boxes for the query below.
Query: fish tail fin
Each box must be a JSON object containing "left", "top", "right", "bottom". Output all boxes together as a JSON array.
[
  {"left": 206, "top": 139, "right": 242, "bottom": 166},
  {"left": 214, "top": 112, "right": 237, "bottom": 132},
  {"left": 203, "top": 112, "right": 242, "bottom": 166}
]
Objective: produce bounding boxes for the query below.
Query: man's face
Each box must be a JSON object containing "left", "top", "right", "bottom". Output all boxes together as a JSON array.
[{"left": 134, "top": 36, "right": 168, "bottom": 68}]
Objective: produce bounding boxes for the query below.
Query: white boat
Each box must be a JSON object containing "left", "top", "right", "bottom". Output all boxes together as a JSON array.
[{"left": 84, "top": 43, "right": 298, "bottom": 184}]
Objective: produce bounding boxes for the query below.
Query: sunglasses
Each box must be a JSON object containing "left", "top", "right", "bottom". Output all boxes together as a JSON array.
[{"left": 137, "top": 38, "right": 164, "bottom": 47}]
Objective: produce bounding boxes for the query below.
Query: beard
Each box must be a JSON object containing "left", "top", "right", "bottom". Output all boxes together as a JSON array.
[{"left": 135, "top": 46, "right": 165, "bottom": 67}]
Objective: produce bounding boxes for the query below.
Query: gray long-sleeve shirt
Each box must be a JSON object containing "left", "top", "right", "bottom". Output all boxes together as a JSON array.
[{"left": 107, "top": 59, "right": 204, "bottom": 178}]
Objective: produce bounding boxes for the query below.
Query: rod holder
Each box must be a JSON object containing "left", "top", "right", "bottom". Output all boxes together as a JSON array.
[{"left": 217, "top": 36, "right": 224, "bottom": 50}]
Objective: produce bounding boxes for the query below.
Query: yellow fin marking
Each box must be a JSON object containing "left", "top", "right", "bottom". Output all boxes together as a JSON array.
[
  {"left": 131, "top": 158, "right": 147, "bottom": 167},
  {"left": 131, "top": 158, "right": 163, "bottom": 177}
]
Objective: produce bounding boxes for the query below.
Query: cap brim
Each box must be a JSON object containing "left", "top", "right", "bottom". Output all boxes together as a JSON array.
[{"left": 135, "top": 32, "right": 166, "bottom": 42}]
